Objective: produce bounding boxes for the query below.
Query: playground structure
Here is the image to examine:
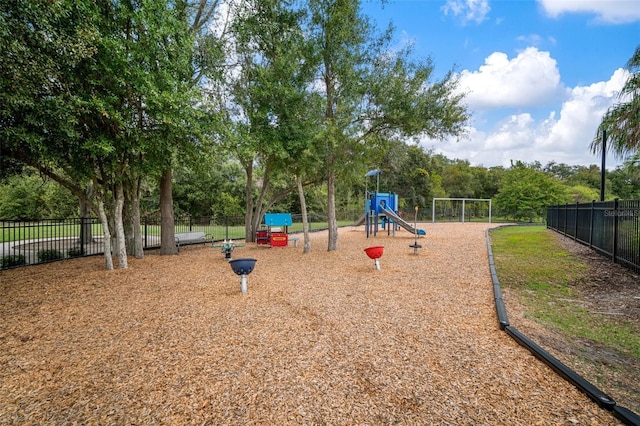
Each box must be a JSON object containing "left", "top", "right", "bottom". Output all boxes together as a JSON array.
[
  {"left": 409, "top": 206, "right": 423, "bottom": 254},
  {"left": 359, "top": 169, "right": 426, "bottom": 239},
  {"left": 364, "top": 245, "right": 384, "bottom": 271},
  {"left": 229, "top": 258, "right": 257, "bottom": 294},
  {"left": 212, "top": 239, "right": 244, "bottom": 261},
  {"left": 256, "top": 213, "right": 292, "bottom": 247}
]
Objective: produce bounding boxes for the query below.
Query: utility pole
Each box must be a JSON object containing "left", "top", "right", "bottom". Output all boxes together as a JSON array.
[{"left": 600, "top": 129, "right": 607, "bottom": 202}]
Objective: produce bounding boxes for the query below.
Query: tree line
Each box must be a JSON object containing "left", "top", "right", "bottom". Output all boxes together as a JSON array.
[
  {"left": 1, "top": 1, "right": 638, "bottom": 269},
  {"left": 2, "top": 153, "right": 639, "bottom": 222}
]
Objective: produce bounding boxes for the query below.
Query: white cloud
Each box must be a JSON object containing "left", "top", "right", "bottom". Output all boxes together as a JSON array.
[
  {"left": 537, "top": 0, "right": 640, "bottom": 24},
  {"left": 422, "top": 67, "right": 629, "bottom": 169},
  {"left": 441, "top": 0, "right": 491, "bottom": 24},
  {"left": 541, "top": 68, "right": 629, "bottom": 149},
  {"left": 457, "top": 47, "right": 563, "bottom": 109},
  {"left": 515, "top": 34, "right": 556, "bottom": 47},
  {"left": 516, "top": 34, "right": 544, "bottom": 46}
]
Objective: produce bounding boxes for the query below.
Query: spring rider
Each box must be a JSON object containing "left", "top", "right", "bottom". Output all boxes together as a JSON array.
[
  {"left": 212, "top": 239, "right": 245, "bottom": 261},
  {"left": 364, "top": 245, "right": 384, "bottom": 271},
  {"left": 229, "top": 258, "right": 257, "bottom": 294}
]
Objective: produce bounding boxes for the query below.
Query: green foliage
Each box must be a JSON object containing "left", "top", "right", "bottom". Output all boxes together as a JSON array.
[
  {"left": 385, "top": 144, "right": 433, "bottom": 207},
  {"left": 591, "top": 45, "right": 640, "bottom": 160},
  {"left": 566, "top": 185, "right": 600, "bottom": 203},
  {"left": 441, "top": 160, "right": 475, "bottom": 198},
  {"left": 0, "top": 170, "right": 78, "bottom": 219},
  {"left": 1, "top": 0, "right": 634, "bottom": 244},
  {"left": 214, "top": 193, "right": 245, "bottom": 218},
  {"left": 1, "top": 0, "right": 99, "bottom": 180},
  {"left": 0, "top": 254, "right": 26, "bottom": 269},
  {"left": 609, "top": 162, "right": 640, "bottom": 199},
  {"left": 173, "top": 158, "right": 246, "bottom": 217},
  {"left": 67, "top": 247, "right": 83, "bottom": 258},
  {"left": 220, "top": 0, "right": 323, "bottom": 232},
  {"left": 495, "top": 161, "right": 568, "bottom": 221},
  {"left": 37, "top": 249, "right": 64, "bottom": 262},
  {"left": 1, "top": 0, "right": 201, "bottom": 235}
]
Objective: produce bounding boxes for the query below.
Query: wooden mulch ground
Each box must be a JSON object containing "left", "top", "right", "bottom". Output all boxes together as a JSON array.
[{"left": 0, "top": 223, "right": 624, "bottom": 425}]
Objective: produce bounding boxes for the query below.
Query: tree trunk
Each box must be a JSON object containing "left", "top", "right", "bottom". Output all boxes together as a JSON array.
[
  {"left": 124, "top": 176, "right": 144, "bottom": 259},
  {"left": 79, "top": 189, "right": 93, "bottom": 246},
  {"left": 115, "top": 182, "right": 128, "bottom": 268},
  {"left": 131, "top": 194, "right": 143, "bottom": 258},
  {"left": 244, "top": 161, "right": 255, "bottom": 242},
  {"left": 251, "top": 180, "right": 269, "bottom": 241},
  {"left": 159, "top": 168, "right": 178, "bottom": 255},
  {"left": 97, "top": 197, "right": 114, "bottom": 271},
  {"left": 296, "top": 175, "right": 311, "bottom": 253},
  {"left": 123, "top": 195, "right": 136, "bottom": 256},
  {"left": 327, "top": 168, "right": 338, "bottom": 251}
]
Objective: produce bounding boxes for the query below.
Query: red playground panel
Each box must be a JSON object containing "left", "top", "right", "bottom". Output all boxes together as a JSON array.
[
  {"left": 256, "top": 229, "right": 269, "bottom": 246},
  {"left": 270, "top": 232, "right": 288, "bottom": 247},
  {"left": 256, "top": 213, "right": 293, "bottom": 248}
]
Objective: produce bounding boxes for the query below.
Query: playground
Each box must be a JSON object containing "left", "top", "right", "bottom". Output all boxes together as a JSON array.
[{"left": 0, "top": 223, "right": 631, "bottom": 424}]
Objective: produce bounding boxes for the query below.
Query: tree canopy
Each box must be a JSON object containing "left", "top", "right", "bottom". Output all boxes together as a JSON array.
[
  {"left": 307, "top": 0, "right": 468, "bottom": 250},
  {"left": 495, "top": 161, "right": 567, "bottom": 222},
  {"left": 4, "top": 1, "right": 637, "bottom": 270},
  {"left": 591, "top": 45, "right": 640, "bottom": 161},
  {"left": 1, "top": 0, "right": 201, "bottom": 268}
]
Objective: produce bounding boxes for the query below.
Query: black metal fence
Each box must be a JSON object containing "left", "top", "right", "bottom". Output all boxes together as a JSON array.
[
  {"left": 0, "top": 211, "right": 364, "bottom": 270},
  {"left": 546, "top": 199, "right": 640, "bottom": 273}
]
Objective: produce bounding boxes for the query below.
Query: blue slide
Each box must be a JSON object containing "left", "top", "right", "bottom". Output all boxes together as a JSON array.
[{"left": 381, "top": 206, "right": 426, "bottom": 236}]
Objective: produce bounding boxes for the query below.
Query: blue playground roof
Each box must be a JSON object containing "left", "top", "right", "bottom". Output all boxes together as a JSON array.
[{"left": 264, "top": 213, "right": 292, "bottom": 226}]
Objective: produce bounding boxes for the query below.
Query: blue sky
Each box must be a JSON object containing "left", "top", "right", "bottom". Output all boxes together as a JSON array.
[{"left": 362, "top": 0, "right": 640, "bottom": 169}]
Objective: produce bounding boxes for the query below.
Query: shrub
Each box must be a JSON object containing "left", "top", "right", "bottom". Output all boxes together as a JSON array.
[
  {"left": 37, "top": 249, "right": 64, "bottom": 262},
  {"left": 67, "top": 247, "right": 83, "bottom": 258},
  {"left": 1, "top": 254, "right": 26, "bottom": 269}
]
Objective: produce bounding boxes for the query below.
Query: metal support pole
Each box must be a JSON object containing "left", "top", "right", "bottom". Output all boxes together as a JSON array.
[
  {"left": 462, "top": 200, "right": 466, "bottom": 223},
  {"left": 600, "top": 129, "right": 606, "bottom": 202}
]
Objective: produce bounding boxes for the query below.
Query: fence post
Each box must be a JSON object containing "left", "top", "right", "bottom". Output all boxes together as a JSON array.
[
  {"left": 79, "top": 217, "right": 85, "bottom": 256},
  {"left": 574, "top": 202, "right": 579, "bottom": 241},
  {"left": 613, "top": 198, "right": 619, "bottom": 264},
  {"left": 225, "top": 216, "right": 229, "bottom": 240},
  {"left": 589, "top": 200, "right": 594, "bottom": 249},
  {"left": 144, "top": 216, "right": 148, "bottom": 248}
]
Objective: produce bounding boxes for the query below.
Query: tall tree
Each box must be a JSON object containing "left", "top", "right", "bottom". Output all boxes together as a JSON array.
[
  {"left": 1, "top": 0, "right": 199, "bottom": 268},
  {"left": 495, "top": 161, "right": 568, "bottom": 222},
  {"left": 222, "top": 0, "right": 317, "bottom": 242},
  {"left": 157, "top": 0, "right": 227, "bottom": 256},
  {"left": 0, "top": 0, "right": 97, "bottom": 200},
  {"left": 591, "top": 45, "right": 640, "bottom": 160},
  {"left": 383, "top": 143, "right": 433, "bottom": 209},
  {"left": 609, "top": 158, "right": 640, "bottom": 200},
  {"left": 307, "top": 0, "right": 468, "bottom": 251},
  {"left": 441, "top": 160, "right": 475, "bottom": 198}
]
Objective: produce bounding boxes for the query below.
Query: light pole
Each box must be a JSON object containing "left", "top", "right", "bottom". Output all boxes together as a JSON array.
[{"left": 600, "top": 129, "right": 607, "bottom": 202}]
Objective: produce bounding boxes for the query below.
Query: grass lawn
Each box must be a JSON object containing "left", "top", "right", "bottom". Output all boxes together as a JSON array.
[
  {"left": 490, "top": 225, "right": 640, "bottom": 360},
  {"left": 0, "top": 220, "right": 356, "bottom": 244}
]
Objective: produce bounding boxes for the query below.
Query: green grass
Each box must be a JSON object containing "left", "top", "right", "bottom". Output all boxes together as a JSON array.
[
  {"left": 1, "top": 220, "right": 353, "bottom": 243},
  {"left": 1, "top": 223, "right": 105, "bottom": 243},
  {"left": 490, "top": 225, "right": 640, "bottom": 360}
]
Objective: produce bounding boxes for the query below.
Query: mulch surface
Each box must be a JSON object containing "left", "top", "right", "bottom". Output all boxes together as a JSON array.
[{"left": 0, "top": 223, "right": 624, "bottom": 425}]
